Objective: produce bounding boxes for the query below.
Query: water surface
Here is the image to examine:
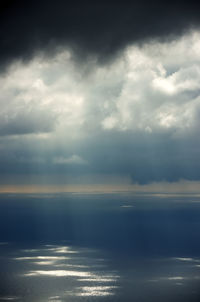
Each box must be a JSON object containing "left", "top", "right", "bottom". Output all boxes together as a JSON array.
[{"left": 0, "top": 193, "right": 200, "bottom": 301}]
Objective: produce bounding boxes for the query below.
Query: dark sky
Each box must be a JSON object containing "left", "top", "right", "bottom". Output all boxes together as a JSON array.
[{"left": 1, "top": 0, "right": 200, "bottom": 67}]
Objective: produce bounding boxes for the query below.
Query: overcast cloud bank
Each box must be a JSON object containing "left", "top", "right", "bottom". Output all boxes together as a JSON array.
[{"left": 0, "top": 30, "right": 200, "bottom": 185}]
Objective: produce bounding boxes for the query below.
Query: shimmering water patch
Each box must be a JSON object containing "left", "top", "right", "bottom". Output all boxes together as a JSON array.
[{"left": 1, "top": 243, "right": 120, "bottom": 301}]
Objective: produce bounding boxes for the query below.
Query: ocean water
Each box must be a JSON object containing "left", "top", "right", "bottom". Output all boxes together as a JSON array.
[{"left": 0, "top": 193, "right": 200, "bottom": 301}]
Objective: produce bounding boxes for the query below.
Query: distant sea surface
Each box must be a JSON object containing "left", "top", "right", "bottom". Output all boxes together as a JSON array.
[{"left": 0, "top": 193, "right": 200, "bottom": 301}]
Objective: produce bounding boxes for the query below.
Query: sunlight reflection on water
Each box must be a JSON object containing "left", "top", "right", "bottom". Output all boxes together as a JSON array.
[
  {"left": 5, "top": 243, "right": 120, "bottom": 301},
  {"left": 1, "top": 242, "right": 200, "bottom": 301}
]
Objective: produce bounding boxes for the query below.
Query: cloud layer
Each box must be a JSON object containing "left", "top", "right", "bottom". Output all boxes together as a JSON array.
[{"left": 1, "top": 31, "right": 200, "bottom": 184}]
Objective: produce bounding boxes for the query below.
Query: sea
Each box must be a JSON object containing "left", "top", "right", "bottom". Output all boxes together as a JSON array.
[{"left": 0, "top": 192, "right": 200, "bottom": 301}]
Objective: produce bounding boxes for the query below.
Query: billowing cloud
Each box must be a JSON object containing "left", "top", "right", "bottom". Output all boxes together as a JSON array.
[
  {"left": 1, "top": 31, "right": 200, "bottom": 184},
  {"left": 0, "top": 107, "right": 56, "bottom": 136}
]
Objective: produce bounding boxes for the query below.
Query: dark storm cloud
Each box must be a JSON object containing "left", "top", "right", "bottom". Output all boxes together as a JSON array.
[{"left": 1, "top": 0, "right": 200, "bottom": 68}]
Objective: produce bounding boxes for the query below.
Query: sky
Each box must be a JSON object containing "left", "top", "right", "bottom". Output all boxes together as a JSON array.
[{"left": 1, "top": 0, "right": 200, "bottom": 192}]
